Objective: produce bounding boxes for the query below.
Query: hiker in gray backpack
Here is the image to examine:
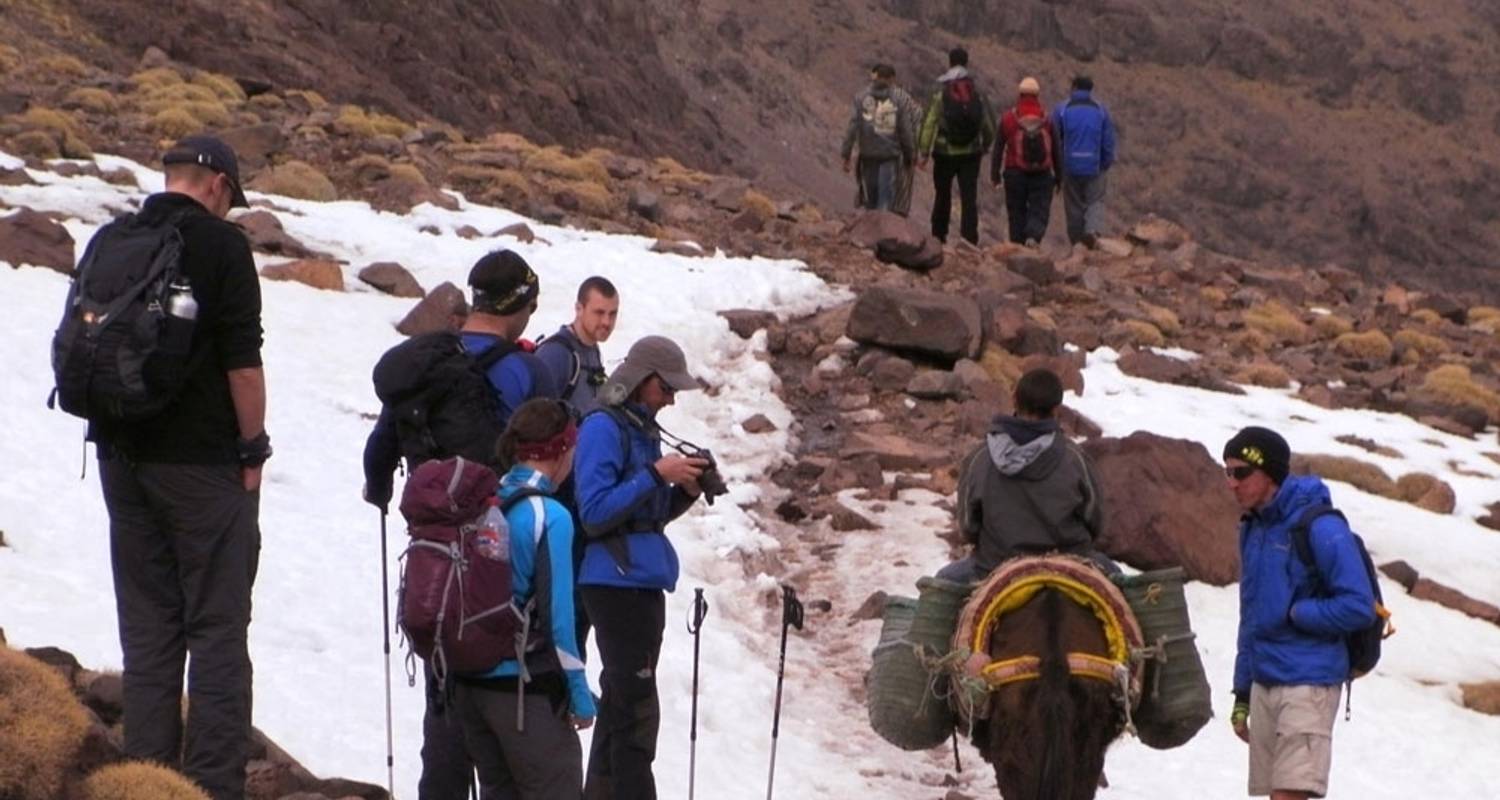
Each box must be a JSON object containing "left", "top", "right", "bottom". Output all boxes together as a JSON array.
[
  {"left": 535, "top": 276, "right": 619, "bottom": 419},
  {"left": 75, "top": 135, "right": 266, "bottom": 800},
  {"left": 879, "top": 63, "right": 925, "bottom": 217},
  {"left": 938, "top": 368, "right": 1116, "bottom": 584},
  {"left": 841, "top": 63, "right": 916, "bottom": 212},
  {"left": 1224, "top": 426, "right": 1376, "bottom": 800}
]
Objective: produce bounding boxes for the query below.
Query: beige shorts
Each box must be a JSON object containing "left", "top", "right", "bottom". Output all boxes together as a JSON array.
[{"left": 1248, "top": 683, "right": 1341, "bottom": 797}]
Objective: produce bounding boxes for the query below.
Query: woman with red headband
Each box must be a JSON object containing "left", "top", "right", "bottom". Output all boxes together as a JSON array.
[{"left": 452, "top": 398, "right": 596, "bottom": 799}]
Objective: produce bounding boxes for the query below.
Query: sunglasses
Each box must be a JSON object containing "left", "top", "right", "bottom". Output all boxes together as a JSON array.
[
  {"left": 1224, "top": 465, "right": 1257, "bottom": 481},
  {"left": 654, "top": 374, "right": 677, "bottom": 395}
]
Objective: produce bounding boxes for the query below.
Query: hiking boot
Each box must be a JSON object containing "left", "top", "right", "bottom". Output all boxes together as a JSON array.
[
  {"left": 1082, "top": 233, "right": 1099, "bottom": 250},
  {"left": 1024, "top": 237, "right": 1039, "bottom": 248}
]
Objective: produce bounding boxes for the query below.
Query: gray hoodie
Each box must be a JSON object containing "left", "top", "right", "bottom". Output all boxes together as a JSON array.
[{"left": 956, "top": 416, "right": 1104, "bottom": 571}]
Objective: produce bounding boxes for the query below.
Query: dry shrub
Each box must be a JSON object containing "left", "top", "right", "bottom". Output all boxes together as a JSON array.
[
  {"left": 190, "top": 71, "right": 246, "bottom": 103},
  {"left": 1142, "top": 303, "right": 1182, "bottom": 337},
  {"left": 15, "top": 106, "right": 80, "bottom": 137},
  {"left": 653, "top": 155, "right": 711, "bottom": 187},
  {"left": 1198, "top": 286, "right": 1228, "bottom": 307},
  {"left": 0, "top": 646, "right": 92, "bottom": 800},
  {"left": 1312, "top": 313, "right": 1353, "bottom": 339},
  {"left": 447, "top": 165, "right": 531, "bottom": 206},
  {"left": 10, "top": 130, "right": 60, "bottom": 158},
  {"left": 285, "top": 89, "right": 328, "bottom": 110},
  {"left": 1116, "top": 319, "right": 1165, "bottom": 349},
  {"left": 525, "top": 146, "right": 610, "bottom": 185},
  {"left": 38, "top": 54, "right": 89, "bottom": 78},
  {"left": 1470, "top": 306, "right": 1500, "bottom": 325},
  {"left": 742, "top": 188, "right": 777, "bottom": 220},
  {"left": 249, "top": 160, "right": 337, "bottom": 202},
  {"left": 0, "top": 45, "right": 19, "bottom": 74},
  {"left": 1395, "top": 472, "right": 1456, "bottom": 514},
  {"left": 247, "top": 93, "right": 285, "bottom": 112},
  {"left": 1235, "top": 362, "right": 1291, "bottom": 388},
  {"left": 347, "top": 154, "right": 392, "bottom": 185},
  {"left": 1231, "top": 327, "right": 1273, "bottom": 356},
  {"left": 388, "top": 163, "right": 428, "bottom": 186},
  {"left": 81, "top": 762, "right": 209, "bottom": 800},
  {"left": 483, "top": 131, "right": 539, "bottom": 153},
  {"left": 335, "top": 105, "right": 413, "bottom": 139},
  {"left": 138, "top": 82, "right": 220, "bottom": 112},
  {"left": 1334, "top": 330, "right": 1393, "bottom": 362},
  {"left": 64, "top": 87, "right": 117, "bottom": 114},
  {"left": 1393, "top": 328, "right": 1449, "bottom": 363},
  {"left": 1291, "top": 453, "right": 1397, "bottom": 498},
  {"left": 978, "top": 346, "right": 1022, "bottom": 388},
  {"left": 1421, "top": 364, "right": 1500, "bottom": 422},
  {"left": 1408, "top": 308, "right": 1443, "bottom": 327},
  {"left": 548, "top": 178, "right": 617, "bottom": 217},
  {"left": 150, "top": 107, "right": 200, "bottom": 139},
  {"left": 129, "top": 66, "right": 184, "bottom": 91},
  {"left": 1244, "top": 302, "right": 1309, "bottom": 344}
]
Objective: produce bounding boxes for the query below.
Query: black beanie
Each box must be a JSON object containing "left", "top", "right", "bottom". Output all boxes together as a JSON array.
[
  {"left": 468, "top": 250, "right": 539, "bottom": 315},
  {"left": 1223, "top": 426, "right": 1291, "bottom": 485}
]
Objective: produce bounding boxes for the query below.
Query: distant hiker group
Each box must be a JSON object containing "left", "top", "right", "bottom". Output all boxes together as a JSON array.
[{"left": 840, "top": 47, "right": 1117, "bottom": 249}]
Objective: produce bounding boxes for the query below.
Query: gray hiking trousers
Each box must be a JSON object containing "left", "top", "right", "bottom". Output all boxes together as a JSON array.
[
  {"left": 456, "top": 680, "right": 583, "bottom": 800},
  {"left": 100, "top": 455, "right": 260, "bottom": 800},
  {"left": 1061, "top": 172, "right": 1108, "bottom": 244}
]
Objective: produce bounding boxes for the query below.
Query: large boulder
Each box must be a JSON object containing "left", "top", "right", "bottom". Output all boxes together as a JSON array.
[
  {"left": 358, "top": 262, "right": 424, "bottom": 298},
  {"left": 234, "top": 210, "right": 327, "bottom": 259},
  {"left": 260, "top": 259, "right": 344, "bottom": 291},
  {"left": 846, "top": 210, "right": 943, "bottom": 271},
  {"left": 1409, "top": 578, "right": 1500, "bottom": 624},
  {"left": 396, "top": 281, "right": 468, "bottom": 336},
  {"left": 846, "top": 286, "right": 983, "bottom": 361},
  {"left": 1082, "top": 432, "right": 1242, "bottom": 585},
  {"left": 0, "top": 208, "right": 75, "bottom": 273},
  {"left": 218, "top": 123, "right": 284, "bottom": 170}
]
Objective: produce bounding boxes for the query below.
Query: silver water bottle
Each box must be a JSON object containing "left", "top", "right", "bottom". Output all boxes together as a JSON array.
[{"left": 163, "top": 281, "right": 198, "bottom": 355}]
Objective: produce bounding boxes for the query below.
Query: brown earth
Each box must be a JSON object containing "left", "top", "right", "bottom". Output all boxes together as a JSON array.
[{"left": 4, "top": 0, "right": 1500, "bottom": 298}]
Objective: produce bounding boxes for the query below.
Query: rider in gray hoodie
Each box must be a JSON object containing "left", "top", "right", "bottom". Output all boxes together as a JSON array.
[{"left": 939, "top": 368, "right": 1117, "bottom": 583}]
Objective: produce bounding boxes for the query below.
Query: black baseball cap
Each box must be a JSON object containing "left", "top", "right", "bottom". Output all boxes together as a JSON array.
[{"left": 162, "top": 134, "right": 249, "bottom": 208}]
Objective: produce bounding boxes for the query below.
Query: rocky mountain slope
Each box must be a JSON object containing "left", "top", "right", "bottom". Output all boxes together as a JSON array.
[{"left": 6, "top": 0, "right": 1500, "bottom": 296}]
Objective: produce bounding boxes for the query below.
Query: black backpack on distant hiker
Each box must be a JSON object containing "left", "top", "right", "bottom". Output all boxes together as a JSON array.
[
  {"left": 50, "top": 211, "right": 198, "bottom": 422},
  {"left": 941, "top": 76, "right": 984, "bottom": 147},
  {"left": 1290, "top": 504, "right": 1393, "bottom": 679},
  {"left": 371, "top": 332, "right": 516, "bottom": 468}
]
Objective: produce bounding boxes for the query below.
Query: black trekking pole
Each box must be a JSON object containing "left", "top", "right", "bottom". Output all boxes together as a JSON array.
[
  {"left": 378, "top": 510, "right": 396, "bottom": 799},
  {"left": 687, "top": 588, "right": 710, "bottom": 800},
  {"left": 765, "top": 585, "right": 804, "bottom": 800}
]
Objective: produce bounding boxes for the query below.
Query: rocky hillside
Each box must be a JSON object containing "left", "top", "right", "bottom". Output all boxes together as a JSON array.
[{"left": 4, "top": 0, "right": 1499, "bottom": 296}]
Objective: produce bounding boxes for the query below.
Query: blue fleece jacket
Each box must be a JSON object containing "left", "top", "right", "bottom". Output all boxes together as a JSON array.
[
  {"left": 1234, "top": 475, "right": 1377, "bottom": 695},
  {"left": 477, "top": 467, "right": 596, "bottom": 720},
  {"left": 573, "top": 405, "right": 696, "bottom": 591},
  {"left": 1052, "top": 90, "right": 1116, "bottom": 177}
]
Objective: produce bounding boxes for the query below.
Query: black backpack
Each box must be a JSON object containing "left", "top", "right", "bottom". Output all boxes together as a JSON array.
[
  {"left": 941, "top": 77, "right": 984, "bottom": 147},
  {"left": 371, "top": 332, "right": 517, "bottom": 468},
  {"left": 1290, "top": 504, "right": 1392, "bottom": 679},
  {"left": 50, "top": 211, "right": 197, "bottom": 422}
]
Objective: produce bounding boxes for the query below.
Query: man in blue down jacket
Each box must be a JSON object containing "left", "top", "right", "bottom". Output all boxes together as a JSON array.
[
  {"left": 1224, "top": 426, "right": 1375, "bottom": 800},
  {"left": 573, "top": 335, "right": 709, "bottom": 800}
]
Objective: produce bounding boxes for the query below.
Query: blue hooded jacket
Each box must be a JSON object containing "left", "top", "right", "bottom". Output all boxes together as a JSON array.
[
  {"left": 573, "top": 405, "right": 696, "bottom": 591},
  {"left": 1052, "top": 89, "right": 1116, "bottom": 177},
  {"left": 476, "top": 466, "right": 596, "bottom": 720},
  {"left": 1233, "top": 474, "right": 1377, "bottom": 695}
]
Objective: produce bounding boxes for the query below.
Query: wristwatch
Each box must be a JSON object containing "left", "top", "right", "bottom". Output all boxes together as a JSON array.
[{"left": 237, "top": 431, "right": 272, "bottom": 467}]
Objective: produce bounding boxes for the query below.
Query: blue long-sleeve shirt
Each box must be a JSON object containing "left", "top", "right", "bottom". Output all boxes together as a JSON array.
[
  {"left": 1233, "top": 475, "right": 1377, "bottom": 695},
  {"left": 478, "top": 467, "right": 596, "bottom": 720},
  {"left": 1052, "top": 89, "right": 1116, "bottom": 177}
]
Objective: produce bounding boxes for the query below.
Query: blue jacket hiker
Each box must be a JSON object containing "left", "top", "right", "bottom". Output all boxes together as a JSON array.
[
  {"left": 1052, "top": 75, "right": 1117, "bottom": 247},
  {"left": 1224, "top": 426, "right": 1376, "bottom": 799},
  {"left": 576, "top": 335, "right": 709, "bottom": 800}
]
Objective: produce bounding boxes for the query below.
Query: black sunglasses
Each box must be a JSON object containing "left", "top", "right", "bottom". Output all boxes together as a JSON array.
[{"left": 1224, "top": 465, "right": 1257, "bottom": 481}]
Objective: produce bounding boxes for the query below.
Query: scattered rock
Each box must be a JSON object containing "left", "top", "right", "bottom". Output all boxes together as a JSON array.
[
  {"left": 357, "top": 262, "right": 424, "bottom": 298},
  {"left": 866, "top": 353, "right": 916, "bottom": 392},
  {"left": 841, "top": 431, "right": 948, "bottom": 470},
  {"left": 1378, "top": 560, "right": 1419, "bottom": 592},
  {"left": 847, "top": 286, "right": 983, "bottom": 362},
  {"left": 1409, "top": 578, "right": 1500, "bottom": 624},
  {"left": 719, "top": 309, "right": 777, "bottom": 339},
  {"left": 1094, "top": 237, "right": 1135, "bottom": 257},
  {"left": 627, "top": 187, "right": 661, "bottom": 222},
  {"left": 741, "top": 413, "right": 777, "bottom": 434},
  {"left": 1126, "top": 214, "right": 1192, "bottom": 251},
  {"left": 1478, "top": 502, "right": 1500, "bottom": 533},
  {"left": 260, "top": 259, "right": 345, "bottom": 291},
  {"left": 234, "top": 210, "right": 326, "bottom": 259},
  {"left": 1083, "top": 432, "right": 1242, "bottom": 585},
  {"left": 1395, "top": 473, "right": 1456, "bottom": 514},
  {"left": 1004, "top": 251, "right": 1058, "bottom": 285},
  {"left": 396, "top": 281, "right": 468, "bottom": 336},
  {"left": 1460, "top": 682, "right": 1500, "bottom": 716},
  {"left": 850, "top": 591, "right": 889, "bottom": 622},
  {"left": 219, "top": 123, "right": 284, "bottom": 170},
  {"left": 0, "top": 167, "right": 36, "bottom": 186},
  {"left": 906, "top": 370, "right": 965, "bottom": 400},
  {"left": 651, "top": 239, "right": 708, "bottom": 257},
  {"left": 0, "top": 208, "right": 75, "bottom": 273},
  {"left": 455, "top": 224, "right": 483, "bottom": 239},
  {"left": 830, "top": 503, "right": 877, "bottom": 532}
]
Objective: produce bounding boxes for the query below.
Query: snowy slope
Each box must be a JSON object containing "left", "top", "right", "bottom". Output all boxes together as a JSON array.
[{"left": 2, "top": 150, "right": 1499, "bottom": 799}]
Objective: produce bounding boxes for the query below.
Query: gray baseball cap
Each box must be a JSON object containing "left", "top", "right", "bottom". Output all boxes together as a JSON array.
[{"left": 604, "top": 335, "right": 699, "bottom": 400}]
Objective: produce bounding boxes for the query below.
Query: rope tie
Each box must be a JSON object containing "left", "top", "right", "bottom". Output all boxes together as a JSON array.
[
  {"left": 915, "top": 645, "right": 987, "bottom": 737},
  {"left": 1143, "top": 582, "right": 1164, "bottom": 605}
]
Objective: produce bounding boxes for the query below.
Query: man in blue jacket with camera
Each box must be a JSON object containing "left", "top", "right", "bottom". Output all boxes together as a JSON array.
[
  {"left": 1224, "top": 426, "right": 1376, "bottom": 800},
  {"left": 573, "top": 335, "right": 709, "bottom": 800}
]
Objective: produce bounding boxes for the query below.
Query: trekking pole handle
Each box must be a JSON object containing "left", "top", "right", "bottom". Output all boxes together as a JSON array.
[
  {"left": 688, "top": 587, "right": 709, "bottom": 634},
  {"left": 781, "top": 585, "right": 804, "bottom": 632}
]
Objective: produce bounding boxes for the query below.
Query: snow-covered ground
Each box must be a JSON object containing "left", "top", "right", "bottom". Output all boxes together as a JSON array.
[{"left": 2, "top": 150, "right": 1498, "bottom": 799}]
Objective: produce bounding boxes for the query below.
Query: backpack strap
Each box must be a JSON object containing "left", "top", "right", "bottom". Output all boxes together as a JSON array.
[
  {"left": 537, "top": 331, "right": 584, "bottom": 401},
  {"left": 1290, "top": 503, "right": 1345, "bottom": 592}
]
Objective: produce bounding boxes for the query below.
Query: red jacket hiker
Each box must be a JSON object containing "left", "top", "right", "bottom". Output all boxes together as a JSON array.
[{"left": 990, "top": 94, "right": 1060, "bottom": 184}]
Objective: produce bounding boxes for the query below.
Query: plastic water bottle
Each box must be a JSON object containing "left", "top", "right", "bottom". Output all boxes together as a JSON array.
[{"left": 474, "top": 505, "right": 510, "bottom": 562}]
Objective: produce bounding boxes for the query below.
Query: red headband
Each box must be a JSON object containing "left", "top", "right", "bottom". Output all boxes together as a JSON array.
[{"left": 515, "top": 420, "right": 578, "bottom": 463}]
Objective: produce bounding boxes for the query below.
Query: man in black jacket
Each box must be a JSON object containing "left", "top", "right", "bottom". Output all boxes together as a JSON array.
[
  {"left": 940, "top": 368, "right": 1115, "bottom": 583},
  {"left": 90, "top": 135, "right": 267, "bottom": 800}
]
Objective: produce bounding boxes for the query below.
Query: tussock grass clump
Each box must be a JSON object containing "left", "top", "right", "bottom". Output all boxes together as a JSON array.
[
  {"left": 742, "top": 189, "right": 777, "bottom": 221},
  {"left": 483, "top": 131, "right": 539, "bottom": 153},
  {"left": 81, "top": 762, "right": 210, "bottom": 800},
  {"left": 38, "top": 54, "right": 89, "bottom": 78},
  {"left": 1230, "top": 327, "right": 1273, "bottom": 356},
  {"left": 1469, "top": 306, "right": 1500, "bottom": 325},
  {"left": 64, "top": 87, "right": 118, "bottom": 114},
  {"left": 347, "top": 154, "right": 392, "bottom": 185},
  {"left": 1421, "top": 364, "right": 1500, "bottom": 422},
  {"left": 1393, "top": 329, "right": 1449, "bottom": 363},
  {"left": 14, "top": 106, "right": 81, "bottom": 138},
  {"left": 9, "top": 107, "right": 90, "bottom": 158},
  {"left": 1243, "top": 302, "right": 1309, "bottom": 345},
  {"left": 1312, "top": 313, "right": 1353, "bottom": 339},
  {"left": 388, "top": 163, "right": 428, "bottom": 186},
  {"left": 978, "top": 346, "right": 1022, "bottom": 389},
  {"left": 1198, "top": 286, "right": 1228, "bottom": 306},
  {"left": 1235, "top": 362, "right": 1291, "bottom": 389},
  {"left": 447, "top": 165, "right": 532, "bottom": 207},
  {"left": 0, "top": 646, "right": 92, "bottom": 800},
  {"left": 9, "top": 130, "right": 60, "bottom": 159},
  {"left": 285, "top": 89, "right": 328, "bottom": 109},
  {"left": 1334, "top": 330, "right": 1393, "bottom": 363},
  {"left": 249, "top": 160, "right": 337, "bottom": 202},
  {"left": 1141, "top": 303, "right": 1182, "bottom": 337},
  {"left": 129, "top": 67, "right": 184, "bottom": 91},
  {"left": 248, "top": 93, "right": 286, "bottom": 113},
  {"left": 525, "top": 146, "right": 610, "bottom": 185},
  {"left": 335, "top": 105, "right": 413, "bottom": 139},
  {"left": 0, "top": 45, "right": 19, "bottom": 74},
  {"left": 1112, "top": 320, "right": 1165, "bottom": 349},
  {"left": 190, "top": 71, "right": 246, "bottom": 103},
  {"left": 1408, "top": 308, "right": 1443, "bottom": 327},
  {"left": 653, "top": 155, "right": 712, "bottom": 188},
  {"left": 150, "top": 108, "right": 201, "bottom": 139},
  {"left": 1291, "top": 453, "right": 1397, "bottom": 498},
  {"left": 547, "top": 178, "right": 617, "bottom": 218}
]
